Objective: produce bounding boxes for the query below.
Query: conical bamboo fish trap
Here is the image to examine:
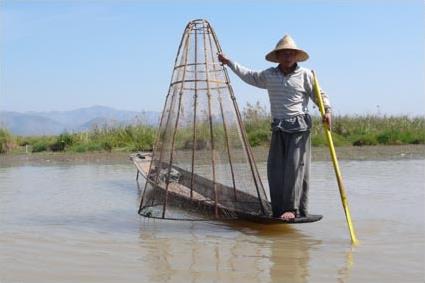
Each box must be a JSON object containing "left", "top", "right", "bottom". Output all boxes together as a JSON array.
[{"left": 137, "top": 19, "right": 272, "bottom": 220}]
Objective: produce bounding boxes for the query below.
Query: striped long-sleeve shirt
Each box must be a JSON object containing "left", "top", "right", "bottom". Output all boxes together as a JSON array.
[{"left": 228, "top": 61, "right": 331, "bottom": 120}]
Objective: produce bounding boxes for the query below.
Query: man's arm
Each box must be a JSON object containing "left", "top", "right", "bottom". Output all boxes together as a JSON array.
[{"left": 218, "top": 53, "right": 267, "bottom": 89}]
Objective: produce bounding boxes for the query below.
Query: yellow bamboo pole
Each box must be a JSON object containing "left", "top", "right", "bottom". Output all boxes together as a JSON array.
[{"left": 312, "top": 71, "right": 359, "bottom": 245}]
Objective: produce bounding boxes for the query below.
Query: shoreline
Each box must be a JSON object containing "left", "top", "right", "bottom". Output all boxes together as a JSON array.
[
  {"left": 252, "top": 144, "right": 425, "bottom": 162},
  {"left": 0, "top": 144, "right": 424, "bottom": 167}
]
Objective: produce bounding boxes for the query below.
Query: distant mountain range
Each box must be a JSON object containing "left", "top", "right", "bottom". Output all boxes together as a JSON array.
[{"left": 0, "top": 106, "right": 160, "bottom": 136}]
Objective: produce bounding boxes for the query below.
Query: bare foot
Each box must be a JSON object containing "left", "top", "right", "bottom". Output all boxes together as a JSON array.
[{"left": 280, "top": 211, "right": 296, "bottom": 220}]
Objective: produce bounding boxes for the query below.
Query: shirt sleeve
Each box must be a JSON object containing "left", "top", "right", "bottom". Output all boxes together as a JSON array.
[
  {"left": 306, "top": 70, "right": 332, "bottom": 113},
  {"left": 227, "top": 60, "right": 267, "bottom": 89}
]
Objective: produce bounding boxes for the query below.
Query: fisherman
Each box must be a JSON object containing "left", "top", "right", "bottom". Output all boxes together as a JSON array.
[{"left": 218, "top": 35, "right": 331, "bottom": 220}]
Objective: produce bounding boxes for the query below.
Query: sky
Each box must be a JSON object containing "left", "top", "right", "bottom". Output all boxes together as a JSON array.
[{"left": 0, "top": 0, "right": 424, "bottom": 116}]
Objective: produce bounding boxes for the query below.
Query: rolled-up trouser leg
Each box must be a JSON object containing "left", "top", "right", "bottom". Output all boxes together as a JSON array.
[{"left": 267, "top": 130, "right": 311, "bottom": 217}]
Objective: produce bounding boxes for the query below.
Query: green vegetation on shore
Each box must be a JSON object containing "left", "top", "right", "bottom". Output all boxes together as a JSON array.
[
  {"left": 0, "top": 128, "right": 15, "bottom": 153},
  {"left": 1, "top": 125, "right": 155, "bottom": 154},
  {"left": 242, "top": 102, "right": 425, "bottom": 147},
  {"left": 1, "top": 104, "right": 424, "bottom": 154}
]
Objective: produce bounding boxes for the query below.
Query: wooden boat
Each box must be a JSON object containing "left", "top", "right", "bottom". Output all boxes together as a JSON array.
[{"left": 131, "top": 152, "right": 322, "bottom": 224}]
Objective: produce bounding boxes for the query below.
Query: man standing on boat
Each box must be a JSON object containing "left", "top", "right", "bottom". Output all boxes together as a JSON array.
[{"left": 218, "top": 35, "right": 332, "bottom": 220}]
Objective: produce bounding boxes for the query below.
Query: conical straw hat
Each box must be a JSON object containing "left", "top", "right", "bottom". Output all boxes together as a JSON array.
[{"left": 265, "top": 35, "right": 309, "bottom": 63}]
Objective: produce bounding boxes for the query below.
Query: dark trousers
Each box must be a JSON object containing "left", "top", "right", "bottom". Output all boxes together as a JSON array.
[{"left": 267, "top": 130, "right": 311, "bottom": 217}]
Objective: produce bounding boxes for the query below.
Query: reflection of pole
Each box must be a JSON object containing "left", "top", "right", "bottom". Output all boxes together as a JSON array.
[
  {"left": 312, "top": 71, "right": 358, "bottom": 245},
  {"left": 337, "top": 247, "right": 354, "bottom": 282}
]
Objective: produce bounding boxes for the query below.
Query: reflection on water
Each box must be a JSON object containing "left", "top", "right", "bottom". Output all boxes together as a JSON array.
[
  {"left": 137, "top": 221, "right": 319, "bottom": 283},
  {"left": 0, "top": 159, "right": 424, "bottom": 282}
]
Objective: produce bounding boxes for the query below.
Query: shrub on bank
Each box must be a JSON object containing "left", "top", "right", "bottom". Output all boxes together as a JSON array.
[
  {"left": 243, "top": 102, "right": 272, "bottom": 146},
  {"left": 32, "top": 141, "right": 49, "bottom": 153},
  {"left": 0, "top": 128, "right": 14, "bottom": 153},
  {"left": 247, "top": 128, "right": 270, "bottom": 147},
  {"left": 50, "top": 132, "right": 74, "bottom": 151}
]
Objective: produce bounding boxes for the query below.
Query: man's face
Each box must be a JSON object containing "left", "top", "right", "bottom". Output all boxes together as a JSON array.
[{"left": 276, "top": 49, "right": 297, "bottom": 68}]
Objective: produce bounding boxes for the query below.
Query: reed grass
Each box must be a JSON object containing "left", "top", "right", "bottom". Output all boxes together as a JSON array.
[
  {"left": 242, "top": 102, "right": 424, "bottom": 147},
  {"left": 2, "top": 125, "right": 156, "bottom": 154},
  {"left": 0, "top": 128, "right": 15, "bottom": 153},
  {"left": 1, "top": 104, "right": 424, "bottom": 154}
]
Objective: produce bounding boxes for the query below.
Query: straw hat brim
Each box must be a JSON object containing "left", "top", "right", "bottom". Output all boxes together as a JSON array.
[{"left": 265, "top": 48, "right": 309, "bottom": 63}]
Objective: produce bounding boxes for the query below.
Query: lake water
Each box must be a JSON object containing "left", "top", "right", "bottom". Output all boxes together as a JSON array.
[{"left": 0, "top": 157, "right": 424, "bottom": 282}]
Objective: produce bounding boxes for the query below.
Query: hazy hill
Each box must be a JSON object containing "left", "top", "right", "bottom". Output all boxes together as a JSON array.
[
  {"left": 0, "top": 106, "right": 160, "bottom": 136},
  {"left": 0, "top": 111, "right": 65, "bottom": 136}
]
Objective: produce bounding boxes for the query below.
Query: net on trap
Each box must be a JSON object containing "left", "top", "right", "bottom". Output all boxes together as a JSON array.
[{"left": 138, "top": 19, "right": 272, "bottom": 220}]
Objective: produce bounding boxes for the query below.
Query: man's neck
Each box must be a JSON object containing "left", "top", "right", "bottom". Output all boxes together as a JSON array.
[{"left": 278, "top": 63, "right": 297, "bottom": 75}]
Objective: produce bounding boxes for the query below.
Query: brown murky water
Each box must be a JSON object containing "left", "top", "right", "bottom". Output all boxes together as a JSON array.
[{"left": 0, "top": 155, "right": 424, "bottom": 282}]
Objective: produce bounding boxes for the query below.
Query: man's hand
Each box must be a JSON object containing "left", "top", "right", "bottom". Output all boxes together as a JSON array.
[
  {"left": 217, "top": 53, "right": 230, "bottom": 65},
  {"left": 322, "top": 112, "right": 332, "bottom": 130}
]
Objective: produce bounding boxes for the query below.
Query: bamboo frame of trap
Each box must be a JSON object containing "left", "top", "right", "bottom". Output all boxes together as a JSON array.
[{"left": 136, "top": 19, "right": 272, "bottom": 220}]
